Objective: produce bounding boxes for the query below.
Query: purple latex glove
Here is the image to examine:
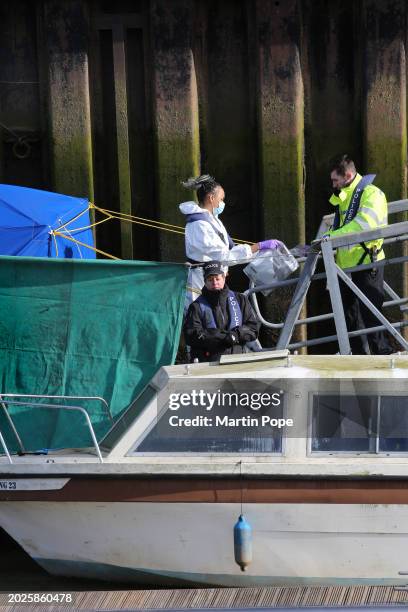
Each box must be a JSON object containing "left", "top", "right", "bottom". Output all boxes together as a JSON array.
[{"left": 258, "top": 239, "right": 282, "bottom": 251}]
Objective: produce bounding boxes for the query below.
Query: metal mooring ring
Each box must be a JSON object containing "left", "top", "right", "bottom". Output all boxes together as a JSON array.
[{"left": 12, "top": 138, "right": 31, "bottom": 159}]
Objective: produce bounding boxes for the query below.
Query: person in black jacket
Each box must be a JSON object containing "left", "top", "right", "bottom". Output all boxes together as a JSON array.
[{"left": 184, "top": 261, "right": 259, "bottom": 362}]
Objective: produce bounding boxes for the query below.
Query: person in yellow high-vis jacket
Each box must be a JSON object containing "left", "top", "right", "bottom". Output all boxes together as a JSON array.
[{"left": 326, "top": 154, "right": 392, "bottom": 355}]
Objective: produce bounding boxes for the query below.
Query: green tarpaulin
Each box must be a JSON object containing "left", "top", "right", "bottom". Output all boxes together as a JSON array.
[{"left": 0, "top": 256, "right": 187, "bottom": 452}]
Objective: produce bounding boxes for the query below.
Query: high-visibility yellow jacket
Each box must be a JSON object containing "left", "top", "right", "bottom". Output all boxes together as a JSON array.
[{"left": 328, "top": 173, "right": 387, "bottom": 269}]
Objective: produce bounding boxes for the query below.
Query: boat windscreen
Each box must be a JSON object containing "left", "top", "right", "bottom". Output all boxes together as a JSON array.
[
  {"left": 124, "top": 377, "right": 408, "bottom": 457},
  {"left": 130, "top": 378, "right": 285, "bottom": 454}
]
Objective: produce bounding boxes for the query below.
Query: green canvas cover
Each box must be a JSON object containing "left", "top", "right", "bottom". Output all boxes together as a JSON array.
[{"left": 0, "top": 256, "right": 187, "bottom": 452}]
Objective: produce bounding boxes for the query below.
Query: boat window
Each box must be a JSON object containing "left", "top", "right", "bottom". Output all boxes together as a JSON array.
[
  {"left": 131, "top": 380, "right": 284, "bottom": 454},
  {"left": 379, "top": 396, "right": 408, "bottom": 452},
  {"left": 311, "top": 394, "right": 408, "bottom": 453}
]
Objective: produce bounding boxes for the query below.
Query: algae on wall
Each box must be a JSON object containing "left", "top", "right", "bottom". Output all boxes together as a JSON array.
[{"left": 1, "top": 0, "right": 408, "bottom": 347}]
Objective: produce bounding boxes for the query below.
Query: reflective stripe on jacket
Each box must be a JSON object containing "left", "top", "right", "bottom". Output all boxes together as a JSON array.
[
  {"left": 196, "top": 290, "right": 243, "bottom": 330},
  {"left": 328, "top": 173, "right": 387, "bottom": 268}
]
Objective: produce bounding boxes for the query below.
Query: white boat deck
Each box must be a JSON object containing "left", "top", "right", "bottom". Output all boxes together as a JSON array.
[{"left": 2, "top": 453, "right": 408, "bottom": 478}]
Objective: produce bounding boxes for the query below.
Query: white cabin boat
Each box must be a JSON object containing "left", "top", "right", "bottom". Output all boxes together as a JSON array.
[{"left": 1, "top": 352, "right": 408, "bottom": 586}]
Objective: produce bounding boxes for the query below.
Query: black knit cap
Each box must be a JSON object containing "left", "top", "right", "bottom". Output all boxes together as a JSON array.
[{"left": 203, "top": 261, "right": 225, "bottom": 278}]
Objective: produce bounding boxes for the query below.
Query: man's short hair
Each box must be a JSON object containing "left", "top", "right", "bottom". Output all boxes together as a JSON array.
[{"left": 329, "top": 154, "right": 356, "bottom": 177}]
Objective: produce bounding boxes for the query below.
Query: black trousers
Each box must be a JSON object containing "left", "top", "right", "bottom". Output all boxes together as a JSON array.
[{"left": 339, "top": 265, "right": 392, "bottom": 355}]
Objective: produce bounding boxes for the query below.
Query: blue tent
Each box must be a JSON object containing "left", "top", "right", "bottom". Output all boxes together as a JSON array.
[{"left": 0, "top": 184, "right": 95, "bottom": 258}]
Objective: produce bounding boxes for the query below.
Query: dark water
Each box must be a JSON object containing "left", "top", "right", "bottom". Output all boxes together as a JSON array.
[{"left": 0, "top": 528, "right": 135, "bottom": 592}]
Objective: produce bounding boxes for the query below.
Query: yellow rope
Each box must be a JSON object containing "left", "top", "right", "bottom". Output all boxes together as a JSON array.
[
  {"left": 56, "top": 207, "right": 90, "bottom": 232},
  {"left": 92, "top": 204, "right": 254, "bottom": 244},
  {"left": 64, "top": 205, "right": 186, "bottom": 237},
  {"left": 94, "top": 205, "right": 185, "bottom": 230},
  {"left": 53, "top": 231, "right": 120, "bottom": 260},
  {"left": 103, "top": 214, "right": 186, "bottom": 236},
  {"left": 58, "top": 214, "right": 114, "bottom": 234},
  {"left": 50, "top": 231, "right": 59, "bottom": 257},
  {"left": 54, "top": 202, "right": 255, "bottom": 259}
]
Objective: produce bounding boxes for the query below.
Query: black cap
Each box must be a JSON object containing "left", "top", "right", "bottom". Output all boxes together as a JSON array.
[{"left": 203, "top": 261, "right": 226, "bottom": 278}]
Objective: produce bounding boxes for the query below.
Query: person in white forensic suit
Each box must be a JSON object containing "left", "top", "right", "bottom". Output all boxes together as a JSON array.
[{"left": 179, "top": 174, "right": 282, "bottom": 308}]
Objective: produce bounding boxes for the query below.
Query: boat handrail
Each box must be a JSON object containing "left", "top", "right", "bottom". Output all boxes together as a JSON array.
[
  {"left": 0, "top": 428, "right": 12, "bottom": 464},
  {"left": 0, "top": 399, "right": 104, "bottom": 464},
  {"left": 246, "top": 198, "right": 408, "bottom": 354},
  {"left": 0, "top": 393, "right": 113, "bottom": 422}
]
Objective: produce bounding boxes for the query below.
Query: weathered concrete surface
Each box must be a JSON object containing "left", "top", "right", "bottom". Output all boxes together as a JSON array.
[
  {"left": 302, "top": 0, "right": 361, "bottom": 351},
  {"left": 150, "top": 0, "right": 200, "bottom": 262},
  {"left": 0, "top": 2, "right": 43, "bottom": 186},
  {"left": 42, "top": 0, "right": 94, "bottom": 200},
  {"left": 363, "top": 0, "right": 407, "bottom": 301},
  {"left": 194, "top": 0, "right": 258, "bottom": 247},
  {"left": 2, "top": 0, "right": 408, "bottom": 349},
  {"left": 256, "top": 0, "right": 304, "bottom": 246},
  {"left": 363, "top": 0, "right": 407, "bottom": 200},
  {"left": 110, "top": 21, "right": 133, "bottom": 259},
  {"left": 302, "top": 0, "right": 360, "bottom": 232},
  {"left": 255, "top": 0, "right": 305, "bottom": 344}
]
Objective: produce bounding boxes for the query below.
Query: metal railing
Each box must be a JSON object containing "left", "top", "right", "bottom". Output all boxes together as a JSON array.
[
  {"left": 0, "top": 429, "right": 12, "bottom": 464},
  {"left": 0, "top": 396, "right": 105, "bottom": 463},
  {"left": 245, "top": 199, "right": 408, "bottom": 354},
  {"left": 0, "top": 393, "right": 114, "bottom": 422}
]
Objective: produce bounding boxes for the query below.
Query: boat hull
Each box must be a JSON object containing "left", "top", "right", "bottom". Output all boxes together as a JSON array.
[{"left": 1, "top": 495, "right": 408, "bottom": 586}]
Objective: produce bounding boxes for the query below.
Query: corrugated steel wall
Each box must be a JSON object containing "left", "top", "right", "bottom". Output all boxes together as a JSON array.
[{"left": 0, "top": 0, "right": 406, "bottom": 267}]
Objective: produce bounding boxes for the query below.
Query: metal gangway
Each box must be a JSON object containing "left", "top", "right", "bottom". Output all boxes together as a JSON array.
[{"left": 247, "top": 198, "right": 408, "bottom": 355}]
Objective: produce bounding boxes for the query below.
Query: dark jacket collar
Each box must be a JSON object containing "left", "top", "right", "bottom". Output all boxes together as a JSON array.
[{"left": 201, "top": 284, "right": 230, "bottom": 307}]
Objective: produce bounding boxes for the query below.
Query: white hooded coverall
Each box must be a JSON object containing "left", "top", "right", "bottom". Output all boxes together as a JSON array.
[{"left": 179, "top": 201, "right": 254, "bottom": 308}]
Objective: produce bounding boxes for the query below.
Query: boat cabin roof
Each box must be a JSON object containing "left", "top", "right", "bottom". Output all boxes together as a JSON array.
[{"left": 1, "top": 353, "right": 408, "bottom": 476}]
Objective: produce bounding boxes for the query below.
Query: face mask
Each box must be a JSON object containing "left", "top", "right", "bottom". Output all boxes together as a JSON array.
[{"left": 213, "top": 201, "right": 225, "bottom": 217}]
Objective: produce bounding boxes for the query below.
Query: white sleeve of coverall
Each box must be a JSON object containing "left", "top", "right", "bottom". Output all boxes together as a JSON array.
[{"left": 185, "top": 220, "right": 253, "bottom": 264}]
